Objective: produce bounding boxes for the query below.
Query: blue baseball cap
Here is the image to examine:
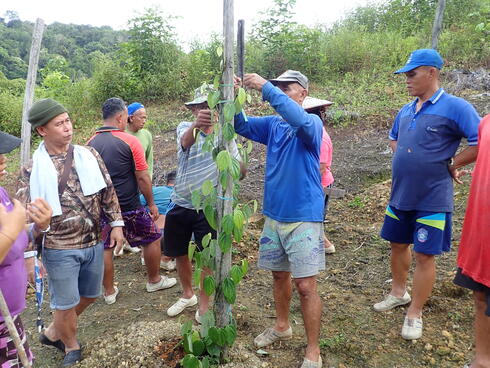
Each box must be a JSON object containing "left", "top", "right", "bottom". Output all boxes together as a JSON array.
[
  {"left": 127, "top": 102, "right": 144, "bottom": 116},
  {"left": 394, "top": 49, "right": 444, "bottom": 74}
]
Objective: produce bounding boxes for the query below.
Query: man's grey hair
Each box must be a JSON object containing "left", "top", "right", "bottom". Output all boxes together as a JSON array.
[{"left": 102, "top": 97, "right": 126, "bottom": 120}]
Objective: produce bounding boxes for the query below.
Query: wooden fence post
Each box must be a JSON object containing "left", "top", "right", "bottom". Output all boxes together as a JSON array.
[
  {"left": 20, "top": 18, "right": 45, "bottom": 166},
  {"left": 431, "top": 0, "right": 446, "bottom": 49}
]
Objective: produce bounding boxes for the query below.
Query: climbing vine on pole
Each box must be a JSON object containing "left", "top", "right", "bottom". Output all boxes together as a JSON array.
[{"left": 179, "top": 1, "right": 257, "bottom": 366}]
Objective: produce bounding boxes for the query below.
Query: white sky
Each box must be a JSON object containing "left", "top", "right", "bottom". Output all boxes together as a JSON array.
[{"left": 0, "top": 0, "right": 375, "bottom": 48}]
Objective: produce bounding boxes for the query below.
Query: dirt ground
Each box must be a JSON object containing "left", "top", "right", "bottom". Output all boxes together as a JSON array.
[{"left": 19, "top": 88, "right": 490, "bottom": 368}]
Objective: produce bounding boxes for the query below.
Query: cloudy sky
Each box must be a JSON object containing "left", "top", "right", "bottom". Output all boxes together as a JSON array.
[{"left": 0, "top": 0, "right": 375, "bottom": 47}]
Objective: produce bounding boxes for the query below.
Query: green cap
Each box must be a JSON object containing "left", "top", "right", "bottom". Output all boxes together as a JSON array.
[{"left": 28, "top": 98, "right": 68, "bottom": 129}]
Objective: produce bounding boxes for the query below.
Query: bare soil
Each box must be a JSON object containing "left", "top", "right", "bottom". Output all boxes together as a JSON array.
[{"left": 20, "top": 90, "right": 490, "bottom": 368}]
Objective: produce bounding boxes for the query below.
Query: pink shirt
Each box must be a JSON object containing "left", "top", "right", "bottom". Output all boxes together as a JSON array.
[{"left": 320, "top": 127, "right": 334, "bottom": 187}]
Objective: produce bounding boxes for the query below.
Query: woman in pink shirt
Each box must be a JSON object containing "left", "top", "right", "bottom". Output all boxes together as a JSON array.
[
  {"left": 0, "top": 131, "right": 52, "bottom": 367},
  {"left": 303, "top": 97, "right": 336, "bottom": 253}
]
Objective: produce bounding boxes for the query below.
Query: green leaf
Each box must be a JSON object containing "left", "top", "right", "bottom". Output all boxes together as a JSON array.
[
  {"left": 233, "top": 209, "right": 245, "bottom": 230},
  {"left": 242, "top": 204, "right": 252, "bottom": 220},
  {"left": 238, "top": 87, "right": 246, "bottom": 105},
  {"left": 206, "top": 341, "right": 220, "bottom": 357},
  {"left": 181, "top": 321, "right": 193, "bottom": 336},
  {"left": 230, "top": 157, "right": 241, "bottom": 180},
  {"left": 200, "top": 310, "right": 215, "bottom": 339},
  {"left": 241, "top": 259, "right": 249, "bottom": 276},
  {"left": 188, "top": 241, "right": 197, "bottom": 261},
  {"left": 223, "top": 103, "right": 236, "bottom": 122},
  {"left": 216, "top": 46, "right": 223, "bottom": 57},
  {"left": 221, "top": 214, "right": 234, "bottom": 235},
  {"left": 218, "top": 232, "right": 232, "bottom": 253},
  {"left": 203, "top": 275, "right": 216, "bottom": 296},
  {"left": 201, "top": 357, "right": 210, "bottom": 368},
  {"left": 201, "top": 233, "right": 212, "bottom": 248},
  {"left": 219, "top": 170, "right": 229, "bottom": 188},
  {"left": 234, "top": 97, "right": 242, "bottom": 114},
  {"left": 193, "top": 268, "right": 201, "bottom": 288},
  {"left": 216, "top": 150, "right": 231, "bottom": 171},
  {"left": 201, "top": 247, "right": 212, "bottom": 268},
  {"left": 201, "top": 179, "right": 213, "bottom": 196},
  {"left": 246, "top": 140, "right": 253, "bottom": 154},
  {"left": 218, "top": 328, "right": 227, "bottom": 347},
  {"left": 191, "top": 190, "right": 201, "bottom": 210},
  {"left": 192, "top": 339, "right": 205, "bottom": 356},
  {"left": 194, "top": 252, "right": 202, "bottom": 269},
  {"left": 202, "top": 135, "right": 214, "bottom": 152},
  {"left": 182, "top": 354, "right": 200, "bottom": 368},
  {"left": 204, "top": 205, "right": 217, "bottom": 230},
  {"left": 207, "top": 91, "right": 220, "bottom": 109},
  {"left": 222, "top": 277, "right": 236, "bottom": 304},
  {"left": 223, "top": 122, "right": 235, "bottom": 141},
  {"left": 233, "top": 225, "right": 243, "bottom": 242},
  {"left": 246, "top": 93, "right": 252, "bottom": 103},
  {"left": 224, "top": 324, "right": 237, "bottom": 346},
  {"left": 208, "top": 327, "right": 219, "bottom": 345},
  {"left": 252, "top": 199, "right": 258, "bottom": 213},
  {"left": 183, "top": 333, "right": 193, "bottom": 354},
  {"left": 213, "top": 75, "right": 220, "bottom": 89},
  {"left": 230, "top": 265, "right": 243, "bottom": 284}
]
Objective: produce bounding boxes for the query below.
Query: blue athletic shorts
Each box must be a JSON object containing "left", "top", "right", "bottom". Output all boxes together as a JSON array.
[
  {"left": 380, "top": 205, "right": 452, "bottom": 255},
  {"left": 258, "top": 217, "right": 325, "bottom": 278},
  {"left": 43, "top": 242, "right": 104, "bottom": 310}
]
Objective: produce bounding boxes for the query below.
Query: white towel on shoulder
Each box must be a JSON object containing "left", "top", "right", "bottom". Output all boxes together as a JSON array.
[{"left": 30, "top": 142, "right": 107, "bottom": 216}]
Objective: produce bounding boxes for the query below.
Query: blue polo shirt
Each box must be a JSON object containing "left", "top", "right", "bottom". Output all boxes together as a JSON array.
[
  {"left": 389, "top": 88, "right": 480, "bottom": 212},
  {"left": 234, "top": 82, "right": 324, "bottom": 222}
]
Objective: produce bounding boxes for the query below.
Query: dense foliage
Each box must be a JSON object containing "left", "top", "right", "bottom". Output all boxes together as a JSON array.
[{"left": 0, "top": 0, "right": 488, "bottom": 136}]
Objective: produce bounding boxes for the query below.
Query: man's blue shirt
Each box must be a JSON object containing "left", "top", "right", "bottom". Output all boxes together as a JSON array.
[
  {"left": 389, "top": 88, "right": 480, "bottom": 212},
  {"left": 234, "top": 82, "right": 324, "bottom": 222},
  {"left": 140, "top": 185, "right": 173, "bottom": 215}
]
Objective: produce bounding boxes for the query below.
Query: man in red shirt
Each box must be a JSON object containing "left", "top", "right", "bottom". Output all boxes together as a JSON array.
[
  {"left": 88, "top": 98, "right": 176, "bottom": 303},
  {"left": 454, "top": 114, "right": 490, "bottom": 368}
]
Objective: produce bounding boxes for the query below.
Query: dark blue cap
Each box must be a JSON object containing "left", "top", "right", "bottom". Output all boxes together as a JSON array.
[{"left": 394, "top": 49, "right": 444, "bottom": 74}]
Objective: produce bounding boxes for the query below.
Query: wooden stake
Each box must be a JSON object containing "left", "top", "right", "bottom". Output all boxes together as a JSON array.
[
  {"left": 214, "top": 0, "right": 234, "bottom": 360},
  {"left": 431, "top": 0, "right": 446, "bottom": 49},
  {"left": 0, "top": 291, "right": 31, "bottom": 367},
  {"left": 20, "top": 18, "right": 45, "bottom": 166}
]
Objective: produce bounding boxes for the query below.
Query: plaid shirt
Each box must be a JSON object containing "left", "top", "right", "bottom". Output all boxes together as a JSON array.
[{"left": 16, "top": 146, "right": 123, "bottom": 250}]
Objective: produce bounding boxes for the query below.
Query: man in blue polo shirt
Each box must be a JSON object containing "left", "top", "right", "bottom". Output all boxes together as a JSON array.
[
  {"left": 374, "top": 49, "right": 481, "bottom": 340},
  {"left": 234, "top": 70, "right": 324, "bottom": 368}
]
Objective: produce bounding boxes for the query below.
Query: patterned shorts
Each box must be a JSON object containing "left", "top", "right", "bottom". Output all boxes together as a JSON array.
[
  {"left": 0, "top": 315, "right": 34, "bottom": 367},
  {"left": 258, "top": 216, "right": 325, "bottom": 278},
  {"left": 103, "top": 207, "right": 161, "bottom": 249}
]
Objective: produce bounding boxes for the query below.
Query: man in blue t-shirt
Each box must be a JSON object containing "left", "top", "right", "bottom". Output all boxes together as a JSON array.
[
  {"left": 234, "top": 70, "right": 324, "bottom": 368},
  {"left": 140, "top": 170, "right": 176, "bottom": 271},
  {"left": 374, "top": 49, "right": 481, "bottom": 341}
]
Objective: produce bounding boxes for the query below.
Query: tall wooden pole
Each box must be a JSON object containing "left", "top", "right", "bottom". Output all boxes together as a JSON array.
[
  {"left": 20, "top": 18, "right": 45, "bottom": 166},
  {"left": 214, "top": 0, "right": 234, "bottom": 359},
  {"left": 431, "top": 0, "right": 446, "bottom": 49}
]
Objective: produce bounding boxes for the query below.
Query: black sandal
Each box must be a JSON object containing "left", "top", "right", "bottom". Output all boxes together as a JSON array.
[
  {"left": 62, "top": 349, "right": 82, "bottom": 367},
  {"left": 39, "top": 333, "right": 65, "bottom": 353}
]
